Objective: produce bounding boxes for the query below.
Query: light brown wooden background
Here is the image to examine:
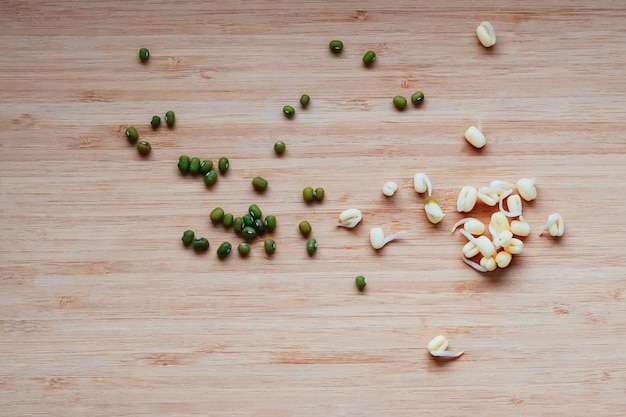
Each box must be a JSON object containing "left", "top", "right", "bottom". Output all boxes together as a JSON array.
[{"left": 1, "top": 1, "right": 625, "bottom": 416}]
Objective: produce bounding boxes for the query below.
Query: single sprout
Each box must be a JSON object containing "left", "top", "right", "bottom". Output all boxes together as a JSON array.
[
  {"left": 252, "top": 176, "right": 268, "bottom": 192},
  {"left": 464, "top": 116, "right": 486, "bottom": 148},
  {"left": 314, "top": 187, "right": 325, "bottom": 202},
  {"left": 462, "top": 241, "right": 480, "bottom": 258},
  {"left": 264, "top": 238, "right": 276, "bottom": 255},
  {"left": 362, "top": 50, "right": 376, "bottom": 66},
  {"left": 480, "top": 256, "right": 497, "bottom": 272},
  {"left": 500, "top": 193, "right": 523, "bottom": 217},
  {"left": 139, "top": 48, "right": 150, "bottom": 62},
  {"left": 306, "top": 238, "right": 317, "bottom": 255},
  {"left": 203, "top": 170, "right": 217, "bottom": 186},
  {"left": 165, "top": 110, "right": 175, "bottom": 127},
  {"left": 283, "top": 105, "right": 295, "bottom": 118},
  {"left": 338, "top": 208, "right": 363, "bottom": 228},
  {"left": 150, "top": 115, "right": 161, "bottom": 129},
  {"left": 274, "top": 141, "right": 286, "bottom": 155},
  {"left": 510, "top": 216, "right": 531, "bottom": 237},
  {"left": 382, "top": 181, "right": 398, "bottom": 197},
  {"left": 137, "top": 141, "right": 151, "bottom": 156},
  {"left": 369, "top": 227, "right": 407, "bottom": 250},
  {"left": 459, "top": 229, "right": 496, "bottom": 258},
  {"left": 355, "top": 275, "right": 366, "bottom": 291},
  {"left": 424, "top": 197, "right": 445, "bottom": 224},
  {"left": 300, "top": 94, "right": 310, "bottom": 107},
  {"left": 218, "top": 157, "right": 229, "bottom": 174},
  {"left": 329, "top": 40, "right": 344, "bottom": 52},
  {"left": 392, "top": 95, "right": 407, "bottom": 110},
  {"left": 493, "top": 230, "right": 513, "bottom": 250},
  {"left": 539, "top": 213, "right": 565, "bottom": 237},
  {"left": 495, "top": 251, "right": 513, "bottom": 269},
  {"left": 477, "top": 189, "right": 499, "bottom": 206},
  {"left": 217, "top": 242, "right": 232, "bottom": 259},
  {"left": 181, "top": 230, "right": 194, "bottom": 246},
  {"left": 504, "top": 237, "right": 524, "bottom": 255},
  {"left": 457, "top": 185, "right": 478, "bottom": 212},
  {"left": 516, "top": 178, "right": 537, "bottom": 201},
  {"left": 487, "top": 180, "right": 515, "bottom": 196},
  {"left": 476, "top": 21, "right": 496, "bottom": 48},
  {"left": 427, "top": 335, "right": 464, "bottom": 359},
  {"left": 489, "top": 211, "right": 510, "bottom": 239},
  {"left": 125, "top": 126, "right": 138, "bottom": 143},
  {"left": 413, "top": 173, "right": 432, "bottom": 196},
  {"left": 411, "top": 91, "right": 425, "bottom": 106},
  {"left": 451, "top": 217, "right": 485, "bottom": 235}
]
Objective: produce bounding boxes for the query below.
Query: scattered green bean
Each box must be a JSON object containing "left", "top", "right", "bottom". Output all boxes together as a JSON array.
[
  {"left": 192, "top": 237, "right": 209, "bottom": 252},
  {"left": 203, "top": 170, "right": 217, "bottom": 186},
  {"left": 355, "top": 275, "right": 366, "bottom": 291},
  {"left": 189, "top": 157, "right": 201, "bottom": 175},
  {"left": 150, "top": 115, "right": 161, "bottom": 129},
  {"left": 264, "top": 215, "right": 277, "bottom": 232},
  {"left": 125, "top": 126, "right": 138, "bottom": 143},
  {"left": 363, "top": 50, "right": 376, "bottom": 66},
  {"left": 165, "top": 110, "right": 175, "bottom": 127},
  {"left": 303, "top": 187, "right": 315, "bottom": 203},
  {"left": 314, "top": 187, "right": 325, "bottom": 202},
  {"left": 242, "top": 214, "right": 254, "bottom": 227},
  {"left": 217, "top": 242, "right": 232, "bottom": 259},
  {"left": 137, "top": 141, "right": 151, "bottom": 155},
  {"left": 242, "top": 226, "right": 257, "bottom": 240},
  {"left": 182, "top": 230, "right": 195, "bottom": 246},
  {"left": 299, "top": 220, "right": 312, "bottom": 236},
  {"left": 329, "top": 40, "right": 344, "bottom": 52},
  {"left": 252, "top": 176, "right": 268, "bottom": 192},
  {"left": 238, "top": 242, "right": 251, "bottom": 256},
  {"left": 253, "top": 218, "right": 266, "bottom": 234},
  {"left": 139, "top": 48, "right": 149, "bottom": 62},
  {"left": 178, "top": 155, "right": 190, "bottom": 174},
  {"left": 306, "top": 238, "right": 317, "bottom": 255},
  {"left": 210, "top": 207, "right": 225, "bottom": 224},
  {"left": 283, "top": 105, "right": 295, "bottom": 118},
  {"left": 222, "top": 213, "right": 234, "bottom": 228},
  {"left": 300, "top": 94, "right": 310, "bottom": 107},
  {"left": 392, "top": 95, "right": 407, "bottom": 110},
  {"left": 248, "top": 204, "right": 262, "bottom": 220},
  {"left": 200, "top": 159, "right": 214, "bottom": 175},
  {"left": 264, "top": 239, "right": 276, "bottom": 255},
  {"left": 218, "top": 157, "right": 229, "bottom": 174},
  {"left": 411, "top": 91, "right": 425, "bottom": 106},
  {"left": 233, "top": 217, "right": 244, "bottom": 233},
  {"left": 274, "top": 141, "right": 286, "bottom": 155}
]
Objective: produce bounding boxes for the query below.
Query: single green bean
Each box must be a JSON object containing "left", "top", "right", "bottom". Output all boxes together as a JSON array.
[
  {"left": 139, "top": 48, "right": 149, "bottom": 62},
  {"left": 203, "top": 170, "right": 217, "bottom": 186},
  {"left": 125, "top": 126, "right": 138, "bottom": 143},
  {"left": 238, "top": 242, "right": 251, "bottom": 256},
  {"left": 300, "top": 94, "right": 310, "bottom": 107},
  {"left": 314, "top": 187, "right": 325, "bottom": 202},
  {"left": 242, "top": 226, "right": 257, "bottom": 240},
  {"left": 299, "top": 220, "right": 312, "bottom": 236},
  {"left": 181, "top": 230, "right": 194, "bottom": 246},
  {"left": 411, "top": 91, "right": 425, "bottom": 106},
  {"left": 264, "top": 239, "right": 276, "bottom": 255},
  {"left": 392, "top": 95, "right": 407, "bottom": 110},
  {"left": 200, "top": 159, "right": 214, "bottom": 175},
  {"left": 165, "top": 110, "right": 175, "bottom": 127},
  {"left": 218, "top": 157, "right": 229, "bottom": 174},
  {"left": 329, "top": 40, "right": 344, "bottom": 52},
  {"left": 306, "top": 238, "right": 317, "bottom": 255},
  {"left": 252, "top": 176, "right": 268, "bottom": 192},
  {"left": 150, "top": 115, "right": 161, "bottom": 129},
  {"left": 303, "top": 187, "right": 315, "bottom": 203},
  {"left": 274, "top": 141, "right": 286, "bottom": 155},
  {"left": 210, "top": 207, "right": 225, "bottom": 224},
  {"left": 248, "top": 204, "right": 262, "bottom": 220},
  {"left": 222, "top": 213, "right": 234, "bottom": 228},
  {"left": 189, "top": 157, "right": 201, "bottom": 175},
  {"left": 283, "top": 105, "right": 295, "bottom": 118},
  {"left": 192, "top": 237, "right": 209, "bottom": 252},
  {"left": 264, "top": 215, "right": 277, "bottom": 232},
  {"left": 363, "top": 50, "right": 376, "bottom": 66},
  {"left": 355, "top": 275, "right": 366, "bottom": 291},
  {"left": 217, "top": 242, "right": 232, "bottom": 259},
  {"left": 178, "top": 155, "right": 190, "bottom": 174},
  {"left": 233, "top": 217, "right": 244, "bottom": 233},
  {"left": 137, "top": 141, "right": 151, "bottom": 155}
]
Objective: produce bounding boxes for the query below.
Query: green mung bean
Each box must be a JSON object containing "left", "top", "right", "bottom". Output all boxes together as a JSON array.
[
  {"left": 314, "top": 187, "right": 325, "bottom": 202},
  {"left": 252, "top": 176, "right": 268, "bottom": 192},
  {"left": 150, "top": 115, "right": 161, "bottom": 129},
  {"left": 274, "top": 141, "right": 286, "bottom": 155},
  {"left": 299, "top": 220, "right": 312, "bottom": 236},
  {"left": 362, "top": 50, "right": 376, "bottom": 66},
  {"left": 303, "top": 187, "right": 315, "bottom": 203},
  {"left": 200, "top": 159, "right": 214, "bottom": 175},
  {"left": 189, "top": 157, "right": 201, "bottom": 175},
  {"left": 306, "top": 238, "right": 317, "bottom": 255},
  {"left": 238, "top": 243, "right": 251, "bottom": 256},
  {"left": 411, "top": 91, "right": 425, "bottom": 106},
  {"left": 222, "top": 213, "right": 234, "bottom": 228},
  {"left": 192, "top": 237, "right": 209, "bottom": 252},
  {"left": 248, "top": 204, "right": 262, "bottom": 220},
  {"left": 181, "top": 229, "right": 194, "bottom": 246},
  {"left": 300, "top": 94, "right": 310, "bottom": 107},
  {"left": 355, "top": 275, "right": 366, "bottom": 291},
  {"left": 233, "top": 217, "right": 244, "bottom": 233},
  {"left": 178, "top": 155, "right": 190, "bottom": 174},
  {"left": 329, "top": 40, "right": 343, "bottom": 52},
  {"left": 137, "top": 141, "right": 151, "bottom": 155},
  {"left": 125, "top": 126, "right": 138, "bottom": 143},
  {"left": 264, "top": 239, "right": 276, "bottom": 255},
  {"left": 139, "top": 48, "right": 149, "bottom": 62},
  {"left": 203, "top": 170, "right": 217, "bottom": 186},
  {"left": 392, "top": 95, "right": 407, "bottom": 110},
  {"left": 210, "top": 207, "right": 225, "bottom": 224},
  {"left": 283, "top": 105, "right": 295, "bottom": 118},
  {"left": 264, "top": 215, "right": 277, "bottom": 232},
  {"left": 165, "top": 110, "right": 175, "bottom": 127},
  {"left": 217, "top": 242, "right": 232, "bottom": 259},
  {"left": 218, "top": 157, "right": 229, "bottom": 174}
]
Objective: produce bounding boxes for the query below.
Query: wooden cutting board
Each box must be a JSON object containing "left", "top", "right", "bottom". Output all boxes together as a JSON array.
[{"left": 1, "top": 1, "right": 625, "bottom": 416}]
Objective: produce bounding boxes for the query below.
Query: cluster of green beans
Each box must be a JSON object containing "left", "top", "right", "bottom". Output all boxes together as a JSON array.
[
  {"left": 206, "top": 203, "right": 278, "bottom": 258},
  {"left": 177, "top": 155, "right": 228, "bottom": 188},
  {"left": 181, "top": 229, "right": 210, "bottom": 252},
  {"left": 302, "top": 186, "right": 325, "bottom": 203},
  {"left": 123, "top": 110, "right": 175, "bottom": 157},
  {"left": 282, "top": 94, "right": 311, "bottom": 118},
  {"left": 298, "top": 220, "right": 317, "bottom": 256}
]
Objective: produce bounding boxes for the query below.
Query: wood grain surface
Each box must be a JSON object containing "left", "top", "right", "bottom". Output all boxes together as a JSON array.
[{"left": 1, "top": 1, "right": 625, "bottom": 416}]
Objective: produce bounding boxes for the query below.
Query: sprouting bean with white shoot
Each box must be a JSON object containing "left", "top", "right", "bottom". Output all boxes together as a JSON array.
[
  {"left": 500, "top": 193, "right": 523, "bottom": 217},
  {"left": 457, "top": 185, "right": 478, "bottom": 212},
  {"left": 369, "top": 227, "right": 407, "bottom": 250},
  {"left": 427, "top": 335, "right": 464, "bottom": 359},
  {"left": 382, "top": 181, "right": 398, "bottom": 197},
  {"left": 503, "top": 237, "right": 524, "bottom": 255},
  {"left": 413, "top": 173, "right": 432, "bottom": 196},
  {"left": 510, "top": 216, "right": 531, "bottom": 237},
  {"left": 464, "top": 116, "right": 486, "bottom": 149},
  {"left": 495, "top": 250, "right": 513, "bottom": 269},
  {"left": 451, "top": 217, "right": 485, "bottom": 235},
  {"left": 424, "top": 197, "right": 445, "bottom": 224},
  {"left": 480, "top": 256, "right": 497, "bottom": 272},
  {"left": 516, "top": 178, "right": 538, "bottom": 201},
  {"left": 459, "top": 229, "right": 496, "bottom": 258},
  {"left": 476, "top": 21, "right": 496, "bottom": 48},
  {"left": 337, "top": 208, "right": 363, "bottom": 228},
  {"left": 539, "top": 213, "right": 565, "bottom": 237}
]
